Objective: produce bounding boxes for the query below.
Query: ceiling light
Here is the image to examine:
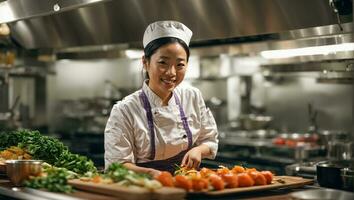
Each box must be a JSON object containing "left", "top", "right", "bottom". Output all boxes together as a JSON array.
[
  {"left": 0, "top": 2, "right": 14, "bottom": 23},
  {"left": 260, "top": 43, "right": 354, "bottom": 59},
  {"left": 125, "top": 50, "right": 143, "bottom": 59}
]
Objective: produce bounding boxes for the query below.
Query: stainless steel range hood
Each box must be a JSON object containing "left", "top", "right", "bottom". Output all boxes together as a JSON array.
[{"left": 0, "top": 0, "right": 350, "bottom": 50}]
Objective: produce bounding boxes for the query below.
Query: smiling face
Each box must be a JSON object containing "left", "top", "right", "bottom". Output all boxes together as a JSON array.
[{"left": 143, "top": 42, "right": 188, "bottom": 100}]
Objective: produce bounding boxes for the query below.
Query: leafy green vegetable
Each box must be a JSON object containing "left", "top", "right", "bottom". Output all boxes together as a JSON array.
[
  {"left": 24, "top": 167, "right": 73, "bottom": 193},
  {"left": 105, "top": 163, "right": 130, "bottom": 182},
  {"left": 104, "top": 162, "right": 161, "bottom": 189},
  {"left": 54, "top": 150, "right": 97, "bottom": 174},
  {"left": 0, "top": 129, "right": 97, "bottom": 174}
]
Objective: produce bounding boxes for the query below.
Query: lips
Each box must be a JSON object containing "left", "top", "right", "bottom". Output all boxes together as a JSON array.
[
  {"left": 161, "top": 78, "right": 176, "bottom": 84},
  {"left": 161, "top": 78, "right": 176, "bottom": 88}
]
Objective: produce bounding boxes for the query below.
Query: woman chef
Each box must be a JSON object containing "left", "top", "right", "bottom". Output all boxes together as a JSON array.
[{"left": 104, "top": 21, "right": 218, "bottom": 177}]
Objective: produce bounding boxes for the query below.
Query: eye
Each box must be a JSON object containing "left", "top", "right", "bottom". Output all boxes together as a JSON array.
[
  {"left": 177, "top": 63, "right": 185, "bottom": 69},
  {"left": 157, "top": 60, "right": 167, "bottom": 65}
]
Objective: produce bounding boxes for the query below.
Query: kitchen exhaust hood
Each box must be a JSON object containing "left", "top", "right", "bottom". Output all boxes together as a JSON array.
[{"left": 0, "top": 0, "right": 351, "bottom": 50}]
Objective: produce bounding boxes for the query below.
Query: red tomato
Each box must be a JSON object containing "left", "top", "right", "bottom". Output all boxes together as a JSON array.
[
  {"left": 231, "top": 165, "right": 245, "bottom": 174},
  {"left": 260, "top": 171, "right": 274, "bottom": 184},
  {"left": 245, "top": 168, "right": 257, "bottom": 173},
  {"left": 286, "top": 139, "right": 297, "bottom": 147},
  {"left": 221, "top": 173, "right": 238, "bottom": 188},
  {"left": 248, "top": 171, "right": 267, "bottom": 186},
  {"left": 208, "top": 174, "right": 225, "bottom": 190},
  {"left": 174, "top": 175, "right": 192, "bottom": 191},
  {"left": 156, "top": 171, "right": 174, "bottom": 187},
  {"left": 192, "top": 178, "right": 209, "bottom": 191},
  {"left": 216, "top": 167, "right": 230, "bottom": 176},
  {"left": 237, "top": 173, "right": 255, "bottom": 187},
  {"left": 273, "top": 137, "right": 286, "bottom": 145},
  {"left": 200, "top": 167, "right": 215, "bottom": 178}
]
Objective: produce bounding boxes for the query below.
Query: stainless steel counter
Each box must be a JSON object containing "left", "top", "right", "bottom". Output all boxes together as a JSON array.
[{"left": 0, "top": 178, "right": 115, "bottom": 200}]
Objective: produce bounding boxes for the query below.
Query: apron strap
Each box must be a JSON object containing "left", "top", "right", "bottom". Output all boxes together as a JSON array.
[
  {"left": 139, "top": 92, "right": 156, "bottom": 160},
  {"left": 173, "top": 92, "right": 193, "bottom": 149}
]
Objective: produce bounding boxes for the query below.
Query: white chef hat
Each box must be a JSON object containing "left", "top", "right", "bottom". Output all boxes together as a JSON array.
[{"left": 143, "top": 21, "right": 193, "bottom": 48}]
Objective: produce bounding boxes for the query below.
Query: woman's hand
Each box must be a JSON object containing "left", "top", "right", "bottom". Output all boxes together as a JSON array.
[
  {"left": 181, "top": 144, "right": 211, "bottom": 169},
  {"left": 181, "top": 147, "right": 202, "bottom": 169},
  {"left": 123, "top": 162, "right": 161, "bottom": 178},
  {"left": 147, "top": 168, "right": 162, "bottom": 178}
]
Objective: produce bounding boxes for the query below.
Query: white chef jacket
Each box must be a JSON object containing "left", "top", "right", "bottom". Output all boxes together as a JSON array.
[{"left": 104, "top": 82, "right": 219, "bottom": 168}]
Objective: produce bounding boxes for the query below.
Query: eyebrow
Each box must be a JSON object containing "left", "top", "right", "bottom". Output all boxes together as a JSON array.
[{"left": 159, "top": 56, "right": 186, "bottom": 62}]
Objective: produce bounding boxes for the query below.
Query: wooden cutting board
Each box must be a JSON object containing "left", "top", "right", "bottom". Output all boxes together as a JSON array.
[
  {"left": 68, "top": 179, "right": 186, "bottom": 200},
  {"left": 201, "top": 176, "right": 314, "bottom": 196},
  {"left": 69, "top": 176, "right": 312, "bottom": 199}
]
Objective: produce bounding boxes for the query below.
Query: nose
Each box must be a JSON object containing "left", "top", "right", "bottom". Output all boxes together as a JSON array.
[{"left": 166, "top": 65, "right": 176, "bottom": 75}]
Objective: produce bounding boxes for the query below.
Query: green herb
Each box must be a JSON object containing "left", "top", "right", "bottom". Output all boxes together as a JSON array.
[
  {"left": 0, "top": 129, "right": 97, "bottom": 174},
  {"left": 54, "top": 150, "right": 97, "bottom": 174},
  {"left": 24, "top": 167, "right": 73, "bottom": 193},
  {"left": 105, "top": 163, "right": 130, "bottom": 181},
  {"left": 105, "top": 163, "right": 160, "bottom": 189}
]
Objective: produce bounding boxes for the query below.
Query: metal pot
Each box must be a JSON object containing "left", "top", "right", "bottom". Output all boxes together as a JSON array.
[
  {"left": 290, "top": 188, "right": 354, "bottom": 200},
  {"left": 5, "top": 160, "right": 42, "bottom": 186},
  {"left": 238, "top": 114, "right": 273, "bottom": 130},
  {"left": 316, "top": 160, "right": 353, "bottom": 189},
  {"left": 318, "top": 130, "right": 348, "bottom": 147},
  {"left": 341, "top": 168, "right": 354, "bottom": 192}
]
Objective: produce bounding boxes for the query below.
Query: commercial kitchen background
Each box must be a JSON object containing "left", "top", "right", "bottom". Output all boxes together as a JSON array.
[{"left": 0, "top": 0, "right": 353, "bottom": 174}]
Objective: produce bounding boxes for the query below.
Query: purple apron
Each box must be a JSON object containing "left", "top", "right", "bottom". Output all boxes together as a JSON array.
[{"left": 136, "top": 90, "right": 193, "bottom": 174}]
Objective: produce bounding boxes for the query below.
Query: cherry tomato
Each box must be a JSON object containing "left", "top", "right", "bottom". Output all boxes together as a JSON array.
[
  {"left": 216, "top": 167, "right": 230, "bottom": 176},
  {"left": 231, "top": 165, "right": 245, "bottom": 174},
  {"left": 245, "top": 168, "right": 257, "bottom": 173},
  {"left": 174, "top": 175, "right": 192, "bottom": 191},
  {"left": 237, "top": 173, "right": 255, "bottom": 187},
  {"left": 260, "top": 171, "right": 274, "bottom": 184},
  {"left": 156, "top": 171, "right": 174, "bottom": 187},
  {"left": 249, "top": 171, "right": 267, "bottom": 185},
  {"left": 221, "top": 173, "right": 238, "bottom": 188},
  {"left": 200, "top": 167, "right": 215, "bottom": 178},
  {"left": 192, "top": 178, "right": 209, "bottom": 191},
  {"left": 208, "top": 174, "right": 225, "bottom": 190}
]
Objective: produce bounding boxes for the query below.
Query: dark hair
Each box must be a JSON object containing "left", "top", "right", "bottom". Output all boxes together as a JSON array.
[
  {"left": 143, "top": 37, "right": 190, "bottom": 80},
  {"left": 144, "top": 37, "right": 190, "bottom": 61}
]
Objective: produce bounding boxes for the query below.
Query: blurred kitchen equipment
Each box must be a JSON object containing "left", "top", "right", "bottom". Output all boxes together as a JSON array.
[
  {"left": 318, "top": 130, "right": 348, "bottom": 147},
  {"left": 5, "top": 160, "right": 42, "bottom": 186},
  {"left": 0, "top": 95, "right": 20, "bottom": 129},
  {"left": 272, "top": 132, "right": 319, "bottom": 148},
  {"left": 329, "top": 0, "right": 353, "bottom": 31},
  {"left": 316, "top": 160, "right": 353, "bottom": 189},
  {"left": 341, "top": 168, "right": 354, "bottom": 192},
  {"left": 238, "top": 114, "right": 273, "bottom": 130},
  {"left": 205, "top": 97, "right": 227, "bottom": 125},
  {"left": 221, "top": 129, "right": 278, "bottom": 139},
  {"left": 327, "top": 140, "right": 352, "bottom": 161},
  {"left": 307, "top": 103, "right": 318, "bottom": 133},
  {"left": 290, "top": 188, "right": 354, "bottom": 200},
  {"left": 285, "top": 162, "right": 317, "bottom": 179},
  {"left": 104, "top": 80, "right": 122, "bottom": 101},
  {"left": 0, "top": 75, "right": 8, "bottom": 112},
  {"left": 246, "top": 129, "right": 277, "bottom": 139}
]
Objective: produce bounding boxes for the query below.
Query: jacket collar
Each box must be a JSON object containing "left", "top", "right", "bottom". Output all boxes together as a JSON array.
[{"left": 142, "top": 80, "right": 176, "bottom": 107}]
